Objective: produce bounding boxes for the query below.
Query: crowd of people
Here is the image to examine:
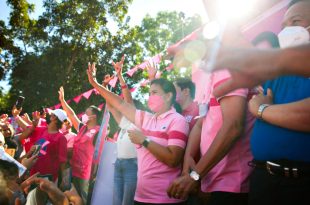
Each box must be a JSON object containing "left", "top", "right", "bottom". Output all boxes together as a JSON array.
[{"left": 0, "top": 0, "right": 310, "bottom": 205}]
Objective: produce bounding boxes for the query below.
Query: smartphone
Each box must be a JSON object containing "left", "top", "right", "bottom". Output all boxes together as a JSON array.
[
  {"left": 15, "top": 96, "right": 25, "bottom": 109},
  {"left": 39, "top": 106, "right": 45, "bottom": 115},
  {"left": 29, "top": 174, "right": 53, "bottom": 191},
  {"left": 32, "top": 145, "right": 41, "bottom": 156}
]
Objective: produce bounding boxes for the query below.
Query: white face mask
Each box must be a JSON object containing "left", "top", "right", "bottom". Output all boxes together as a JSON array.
[
  {"left": 278, "top": 26, "right": 310, "bottom": 48},
  {"left": 81, "top": 114, "right": 89, "bottom": 124}
]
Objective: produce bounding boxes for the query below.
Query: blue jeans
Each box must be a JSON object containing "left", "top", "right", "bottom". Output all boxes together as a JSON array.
[{"left": 113, "top": 158, "right": 138, "bottom": 205}]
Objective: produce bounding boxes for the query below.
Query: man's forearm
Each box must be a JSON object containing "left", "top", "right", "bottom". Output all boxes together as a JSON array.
[
  {"left": 262, "top": 98, "right": 310, "bottom": 132},
  {"left": 281, "top": 44, "right": 310, "bottom": 77},
  {"left": 195, "top": 121, "right": 243, "bottom": 177}
]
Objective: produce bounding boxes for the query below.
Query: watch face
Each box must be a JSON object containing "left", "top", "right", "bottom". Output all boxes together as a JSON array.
[{"left": 190, "top": 171, "right": 200, "bottom": 181}]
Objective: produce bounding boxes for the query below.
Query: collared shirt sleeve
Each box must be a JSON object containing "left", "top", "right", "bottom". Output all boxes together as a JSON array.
[
  {"left": 167, "top": 116, "right": 189, "bottom": 149},
  {"left": 213, "top": 70, "right": 248, "bottom": 102}
]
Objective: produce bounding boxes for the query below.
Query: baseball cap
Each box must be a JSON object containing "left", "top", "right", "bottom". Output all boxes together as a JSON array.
[{"left": 50, "top": 109, "right": 68, "bottom": 122}]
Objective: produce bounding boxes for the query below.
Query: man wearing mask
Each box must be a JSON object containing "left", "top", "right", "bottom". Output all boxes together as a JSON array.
[
  {"left": 247, "top": 0, "right": 310, "bottom": 204},
  {"left": 13, "top": 108, "right": 68, "bottom": 187}
]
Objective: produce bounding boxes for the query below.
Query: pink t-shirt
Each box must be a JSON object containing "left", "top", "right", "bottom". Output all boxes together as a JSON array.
[
  {"left": 30, "top": 127, "right": 67, "bottom": 181},
  {"left": 200, "top": 70, "right": 255, "bottom": 193},
  {"left": 71, "top": 124, "right": 100, "bottom": 180},
  {"left": 134, "top": 108, "right": 189, "bottom": 203},
  {"left": 181, "top": 101, "right": 199, "bottom": 130},
  {"left": 23, "top": 124, "right": 47, "bottom": 153},
  {"left": 64, "top": 132, "right": 76, "bottom": 148}
]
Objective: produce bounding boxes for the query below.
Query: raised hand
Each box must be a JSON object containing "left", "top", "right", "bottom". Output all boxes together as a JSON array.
[
  {"left": 146, "top": 60, "right": 157, "bottom": 81},
  {"left": 87, "top": 62, "right": 98, "bottom": 86},
  {"left": 64, "top": 184, "right": 83, "bottom": 205},
  {"left": 112, "top": 55, "right": 125, "bottom": 76},
  {"left": 58, "top": 86, "right": 66, "bottom": 102}
]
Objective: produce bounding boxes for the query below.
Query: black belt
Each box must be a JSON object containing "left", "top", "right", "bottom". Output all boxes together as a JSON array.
[{"left": 249, "top": 160, "right": 310, "bottom": 178}]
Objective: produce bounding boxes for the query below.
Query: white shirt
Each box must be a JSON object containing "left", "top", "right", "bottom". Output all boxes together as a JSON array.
[{"left": 117, "top": 117, "right": 137, "bottom": 159}]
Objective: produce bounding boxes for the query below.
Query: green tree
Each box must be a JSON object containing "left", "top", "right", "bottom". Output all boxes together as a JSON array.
[{"left": 2, "top": 0, "right": 202, "bottom": 115}]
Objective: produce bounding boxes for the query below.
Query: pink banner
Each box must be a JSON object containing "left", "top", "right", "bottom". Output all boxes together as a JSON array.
[
  {"left": 54, "top": 104, "right": 61, "bottom": 109},
  {"left": 73, "top": 95, "right": 82, "bottom": 104},
  {"left": 108, "top": 76, "right": 118, "bottom": 88},
  {"left": 82, "top": 89, "right": 93, "bottom": 100},
  {"left": 126, "top": 66, "right": 139, "bottom": 77}
]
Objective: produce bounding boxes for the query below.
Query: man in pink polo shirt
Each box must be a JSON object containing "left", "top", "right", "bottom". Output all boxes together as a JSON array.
[
  {"left": 168, "top": 70, "right": 255, "bottom": 205},
  {"left": 174, "top": 78, "right": 199, "bottom": 130}
]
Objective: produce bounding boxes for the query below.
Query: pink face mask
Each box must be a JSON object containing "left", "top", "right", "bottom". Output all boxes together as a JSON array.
[{"left": 148, "top": 95, "right": 165, "bottom": 113}]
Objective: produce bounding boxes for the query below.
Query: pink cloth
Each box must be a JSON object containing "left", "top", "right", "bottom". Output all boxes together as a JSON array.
[
  {"left": 181, "top": 101, "right": 199, "bottom": 130},
  {"left": 30, "top": 127, "right": 67, "bottom": 181},
  {"left": 23, "top": 124, "right": 47, "bottom": 153},
  {"left": 134, "top": 109, "right": 189, "bottom": 203},
  {"left": 71, "top": 124, "right": 100, "bottom": 180},
  {"left": 200, "top": 70, "right": 255, "bottom": 193},
  {"left": 64, "top": 132, "right": 76, "bottom": 148}
]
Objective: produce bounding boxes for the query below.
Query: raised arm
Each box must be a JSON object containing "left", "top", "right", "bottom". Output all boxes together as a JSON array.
[
  {"left": 58, "top": 87, "right": 81, "bottom": 130},
  {"left": 87, "top": 63, "right": 136, "bottom": 123},
  {"left": 112, "top": 55, "right": 133, "bottom": 105}
]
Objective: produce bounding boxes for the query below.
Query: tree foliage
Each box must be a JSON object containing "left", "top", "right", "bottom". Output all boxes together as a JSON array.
[{"left": 0, "top": 0, "right": 202, "bottom": 115}]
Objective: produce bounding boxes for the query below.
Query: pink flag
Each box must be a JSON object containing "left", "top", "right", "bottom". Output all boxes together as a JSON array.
[
  {"left": 126, "top": 66, "right": 139, "bottom": 77},
  {"left": 54, "top": 104, "right": 61, "bottom": 109},
  {"left": 73, "top": 95, "right": 82, "bottom": 104},
  {"left": 165, "top": 64, "right": 174, "bottom": 71},
  {"left": 93, "top": 88, "right": 100, "bottom": 95},
  {"left": 138, "top": 61, "right": 148, "bottom": 70},
  {"left": 155, "top": 70, "right": 162, "bottom": 78},
  {"left": 152, "top": 54, "right": 162, "bottom": 64},
  {"left": 83, "top": 89, "right": 93, "bottom": 100},
  {"left": 140, "top": 79, "right": 150, "bottom": 87},
  {"left": 98, "top": 103, "right": 104, "bottom": 110},
  {"left": 108, "top": 76, "right": 118, "bottom": 88}
]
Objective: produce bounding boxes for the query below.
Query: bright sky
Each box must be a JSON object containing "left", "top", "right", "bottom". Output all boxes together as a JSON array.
[{"left": 0, "top": 0, "right": 208, "bottom": 92}]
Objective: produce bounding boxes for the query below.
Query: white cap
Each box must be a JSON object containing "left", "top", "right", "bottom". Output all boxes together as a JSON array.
[
  {"left": 50, "top": 109, "right": 68, "bottom": 122},
  {"left": 0, "top": 132, "right": 4, "bottom": 145}
]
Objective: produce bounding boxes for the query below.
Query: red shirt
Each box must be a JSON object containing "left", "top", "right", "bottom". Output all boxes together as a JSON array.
[
  {"left": 71, "top": 124, "right": 100, "bottom": 180},
  {"left": 30, "top": 127, "right": 67, "bottom": 181},
  {"left": 181, "top": 101, "right": 199, "bottom": 130}
]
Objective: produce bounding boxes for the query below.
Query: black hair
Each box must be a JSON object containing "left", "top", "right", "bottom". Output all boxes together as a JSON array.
[
  {"left": 150, "top": 78, "right": 182, "bottom": 114},
  {"left": 0, "top": 160, "right": 18, "bottom": 181},
  {"left": 55, "top": 118, "right": 63, "bottom": 130},
  {"left": 288, "top": 0, "right": 309, "bottom": 8},
  {"left": 88, "top": 105, "right": 101, "bottom": 120},
  {"left": 175, "top": 77, "right": 196, "bottom": 99},
  {"left": 252, "top": 31, "right": 280, "bottom": 48}
]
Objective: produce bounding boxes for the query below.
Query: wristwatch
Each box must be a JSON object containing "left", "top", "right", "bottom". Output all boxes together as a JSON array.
[
  {"left": 189, "top": 169, "right": 200, "bottom": 181},
  {"left": 142, "top": 138, "right": 151, "bottom": 148},
  {"left": 257, "top": 104, "right": 270, "bottom": 120}
]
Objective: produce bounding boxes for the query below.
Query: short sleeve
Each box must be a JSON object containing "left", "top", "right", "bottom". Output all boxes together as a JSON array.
[
  {"left": 213, "top": 70, "right": 248, "bottom": 102},
  {"left": 167, "top": 116, "right": 189, "bottom": 148}
]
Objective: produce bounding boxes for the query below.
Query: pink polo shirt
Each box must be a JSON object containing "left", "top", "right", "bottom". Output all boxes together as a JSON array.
[
  {"left": 200, "top": 70, "right": 255, "bottom": 193},
  {"left": 134, "top": 108, "right": 189, "bottom": 203},
  {"left": 71, "top": 124, "right": 100, "bottom": 180},
  {"left": 181, "top": 101, "right": 199, "bottom": 130}
]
